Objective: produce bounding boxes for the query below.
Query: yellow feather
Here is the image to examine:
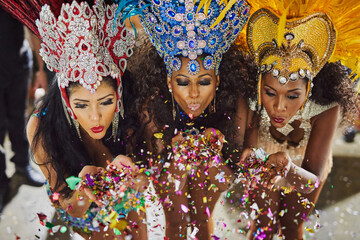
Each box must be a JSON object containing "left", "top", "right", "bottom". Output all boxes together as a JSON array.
[
  {"left": 239, "top": 0, "right": 360, "bottom": 83},
  {"left": 210, "top": 0, "right": 238, "bottom": 28},
  {"left": 196, "top": 0, "right": 210, "bottom": 15}
]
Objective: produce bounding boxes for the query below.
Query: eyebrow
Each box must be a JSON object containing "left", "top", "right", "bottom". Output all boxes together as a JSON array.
[
  {"left": 264, "top": 84, "right": 302, "bottom": 92},
  {"left": 175, "top": 74, "right": 190, "bottom": 79},
  {"left": 175, "top": 73, "right": 212, "bottom": 79},
  {"left": 72, "top": 94, "right": 115, "bottom": 102},
  {"left": 198, "top": 73, "right": 212, "bottom": 78}
]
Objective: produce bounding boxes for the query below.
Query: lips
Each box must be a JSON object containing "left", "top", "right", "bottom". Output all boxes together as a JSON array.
[
  {"left": 91, "top": 126, "right": 104, "bottom": 133},
  {"left": 272, "top": 117, "right": 285, "bottom": 124},
  {"left": 188, "top": 103, "right": 201, "bottom": 111}
]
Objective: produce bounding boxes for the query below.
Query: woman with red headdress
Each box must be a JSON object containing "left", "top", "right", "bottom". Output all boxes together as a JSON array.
[{"left": 1, "top": 0, "right": 148, "bottom": 239}]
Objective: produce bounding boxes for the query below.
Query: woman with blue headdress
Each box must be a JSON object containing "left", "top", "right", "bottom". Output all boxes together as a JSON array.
[{"left": 116, "top": 0, "right": 256, "bottom": 238}]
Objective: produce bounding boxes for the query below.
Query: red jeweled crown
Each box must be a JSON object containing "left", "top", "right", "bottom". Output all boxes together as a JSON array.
[{"left": 36, "top": 0, "right": 134, "bottom": 119}]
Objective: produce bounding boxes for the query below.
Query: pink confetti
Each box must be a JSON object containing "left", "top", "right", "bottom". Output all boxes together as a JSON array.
[
  {"left": 181, "top": 204, "right": 189, "bottom": 213},
  {"left": 205, "top": 206, "right": 210, "bottom": 217}
]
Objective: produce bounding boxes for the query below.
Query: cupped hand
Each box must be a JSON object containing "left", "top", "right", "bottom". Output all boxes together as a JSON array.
[
  {"left": 203, "top": 128, "right": 225, "bottom": 152},
  {"left": 78, "top": 165, "right": 105, "bottom": 207},
  {"left": 261, "top": 152, "right": 291, "bottom": 189}
]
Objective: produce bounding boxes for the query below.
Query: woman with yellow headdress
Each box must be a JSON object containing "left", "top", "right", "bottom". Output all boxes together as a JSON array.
[{"left": 237, "top": 0, "right": 360, "bottom": 239}]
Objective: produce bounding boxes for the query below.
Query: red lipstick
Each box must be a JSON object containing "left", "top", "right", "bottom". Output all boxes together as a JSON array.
[
  {"left": 272, "top": 117, "right": 285, "bottom": 124},
  {"left": 91, "top": 126, "right": 104, "bottom": 133}
]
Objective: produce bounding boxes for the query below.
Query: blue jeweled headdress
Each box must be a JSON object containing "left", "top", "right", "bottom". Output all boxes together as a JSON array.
[{"left": 139, "top": 0, "right": 250, "bottom": 75}]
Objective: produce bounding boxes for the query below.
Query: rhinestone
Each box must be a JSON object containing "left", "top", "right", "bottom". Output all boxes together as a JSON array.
[
  {"left": 197, "top": 13, "right": 205, "bottom": 21},
  {"left": 210, "top": 37, "right": 217, "bottom": 46},
  {"left": 187, "top": 30, "right": 195, "bottom": 38},
  {"left": 186, "top": 24, "right": 194, "bottom": 31},
  {"left": 175, "top": 13, "right": 183, "bottom": 21},
  {"left": 188, "top": 40, "right": 195, "bottom": 48},
  {"left": 177, "top": 41, "right": 185, "bottom": 49},
  {"left": 229, "top": 13, "right": 235, "bottom": 20},
  {"left": 187, "top": 13, "right": 194, "bottom": 21},
  {"left": 279, "top": 76, "right": 287, "bottom": 85},
  {"left": 298, "top": 69, "right": 305, "bottom": 77},
  {"left": 266, "top": 64, "right": 273, "bottom": 71},
  {"left": 188, "top": 52, "right": 197, "bottom": 60},
  {"left": 285, "top": 32, "right": 294, "bottom": 41},
  {"left": 190, "top": 63, "right": 196, "bottom": 72},
  {"left": 198, "top": 40, "right": 206, "bottom": 48},
  {"left": 272, "top": 69, "right": 280, "bottom": 77},
  {"left": 260, "top": 64, "right": 266, "bottom": 72},
  {"left": 168, "top": 10, "right": 175, "bottom": 17},
  {"left": 289, "top": 73, "right": 298, "bottom": 80}
]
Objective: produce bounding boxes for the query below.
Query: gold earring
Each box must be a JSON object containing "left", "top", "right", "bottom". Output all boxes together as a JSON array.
[
  {"left": 257, "top": 74, "right": 262, "bottom": 106},
  {"left": 211, "top": 89, "right": 217, "bottom": 113},
  {"left": 112, "top": 112, "right": 119, "bottom": 142},
  {"left": 169, "top": 89, "right": 176, "bottom": 120},
  {"left": 72, "top": 119, "right": 82, "bottom": 141}
]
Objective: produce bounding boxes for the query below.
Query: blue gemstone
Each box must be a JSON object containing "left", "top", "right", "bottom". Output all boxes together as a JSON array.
[
  {"left": 201, "top": 28, "right": 207, "bottom": 34},
  {"left": 210, "top": 38, "right": 216, "bottom": 46},
  {"left": 167, "top": 41, "right": 173, "bottom": 49},
  {"left": 164, "top": 24, "right": 169, "bottom": 31},
  {"left": 173, "top": 60, "right": 178, "bottom": 67},
  {"left": 174, "top": 28, "right": 181, "bottom": 34},
  {"left": 190, "top": 63, "right": 197, "bottom": 72},
  {"left": 206, "top": 59, "right": 212, "bottom": 66},
  {"left": 229, "top": 13, "right": 235, "bottom": 20},
  {"left": 187, "top": 13, "right": 193, "bottom": 21},
  {"left": 221, "top": 42, "right": 226, "bottom": 48},
  {"left": 234, "top": 19, "right": 240, "bottom": 26},
  {"left": 223, "top": 23, "right": 228, "bottom": 30},
  {"left": 234, "top": 28, "right": 239, "bottom": 35},
  {"left": 189, "top": 40, "right": 195, "bottom": 48},
  {"left": 168, "top": 10, "right": 175, "bottom": 17},
  {"left": 153, "top": 0, "right": 160, "bottom": 5},
  {"left": 155, "top": 25, "right": 162, "bottom": 32},
  {"left": 243, "top": 7, "right": 249, "bottom": 15}
]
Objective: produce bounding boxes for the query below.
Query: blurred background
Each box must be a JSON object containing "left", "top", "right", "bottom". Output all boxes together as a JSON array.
[{"left": 0, "top": 18, "right": 359, "bottom": 240}]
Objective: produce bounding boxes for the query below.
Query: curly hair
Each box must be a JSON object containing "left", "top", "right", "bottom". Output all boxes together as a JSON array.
[
  {"left": 127, "top": 39, "right": 257, "bottom": 166},
  {"left": 245, "top": 61, "right": 358, "bottom": 120}
]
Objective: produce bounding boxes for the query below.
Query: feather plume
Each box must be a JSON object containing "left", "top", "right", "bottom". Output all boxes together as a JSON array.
[
  {"left": 0, "top": 0, "right": 96, "bottom": 37},
  {"left": 238, "top": 0, "right": 360, "bottom": 92}
]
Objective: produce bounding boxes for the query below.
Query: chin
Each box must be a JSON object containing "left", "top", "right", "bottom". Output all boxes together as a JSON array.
[
  {"left": 271, "top": 120, "right": 288, "bottom": 129},
  {"left": 89, "top": 132, "right": 106, "bottom": 140}
]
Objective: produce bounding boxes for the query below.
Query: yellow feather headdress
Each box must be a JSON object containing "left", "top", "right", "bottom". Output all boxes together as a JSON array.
[{"left": 236, "top": 0, "right": 360, "bottom": 90}]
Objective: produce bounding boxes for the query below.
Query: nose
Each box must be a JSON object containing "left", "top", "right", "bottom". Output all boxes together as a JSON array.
[
  {"left": 274, "top": 96, "right": 287, "bottom": 112},
  {"left": 189, "top": 84, "right": 200, "bottom": 98},
  {"left": 89, "top": 107, "right": 101, "bottom": 122}
]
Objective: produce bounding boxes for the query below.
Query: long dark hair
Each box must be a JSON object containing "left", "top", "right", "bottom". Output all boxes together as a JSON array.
[
  {"left": 127, "top": 40, "right": 257, "bottom": 168},
  {"left": 31, "top": 76, "right": 130, "bottom": 196}
]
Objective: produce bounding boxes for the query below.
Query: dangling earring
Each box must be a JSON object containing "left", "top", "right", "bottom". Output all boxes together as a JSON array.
[
  {"left": 257, "top": 74, "right": 262, "bottom": 107},
  {"left": 301, "top": 80, "right": 312, "bottom": 111},
  {"left": 112, "top": 112, "right": 119, "bottom": 142},
  {"left": 72, "top": 119, "right": 82, "bottom": 141},
  {"left": 211, "top": 87, "right": 218, "bottom": 113},
  {"left": 169, "top": 89, "right": 176, "bottom": 121}
]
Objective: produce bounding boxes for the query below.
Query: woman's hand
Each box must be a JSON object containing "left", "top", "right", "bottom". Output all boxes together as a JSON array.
[
  {"left": 78, "top": 165, "right": 105, "bottom": 207},
  {"left": 203, "top": 128, "right": 225, "bottom": 153},
  {"left": 261, "top": 152, "right": 291, "bottom": 189},
  {"left": 112, "top": 155, "right": 149, "bottom": 192}
]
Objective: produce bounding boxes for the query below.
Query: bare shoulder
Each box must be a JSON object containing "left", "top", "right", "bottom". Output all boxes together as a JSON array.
[
  {"left": 26, "top": 116, "right": 49, "bottom": 165},
  {"left": 312, "top": 104, "right": 340, "bottom": 127},
  {"left": 27, "top": 116, "right": 40, "bottom": 142}
]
